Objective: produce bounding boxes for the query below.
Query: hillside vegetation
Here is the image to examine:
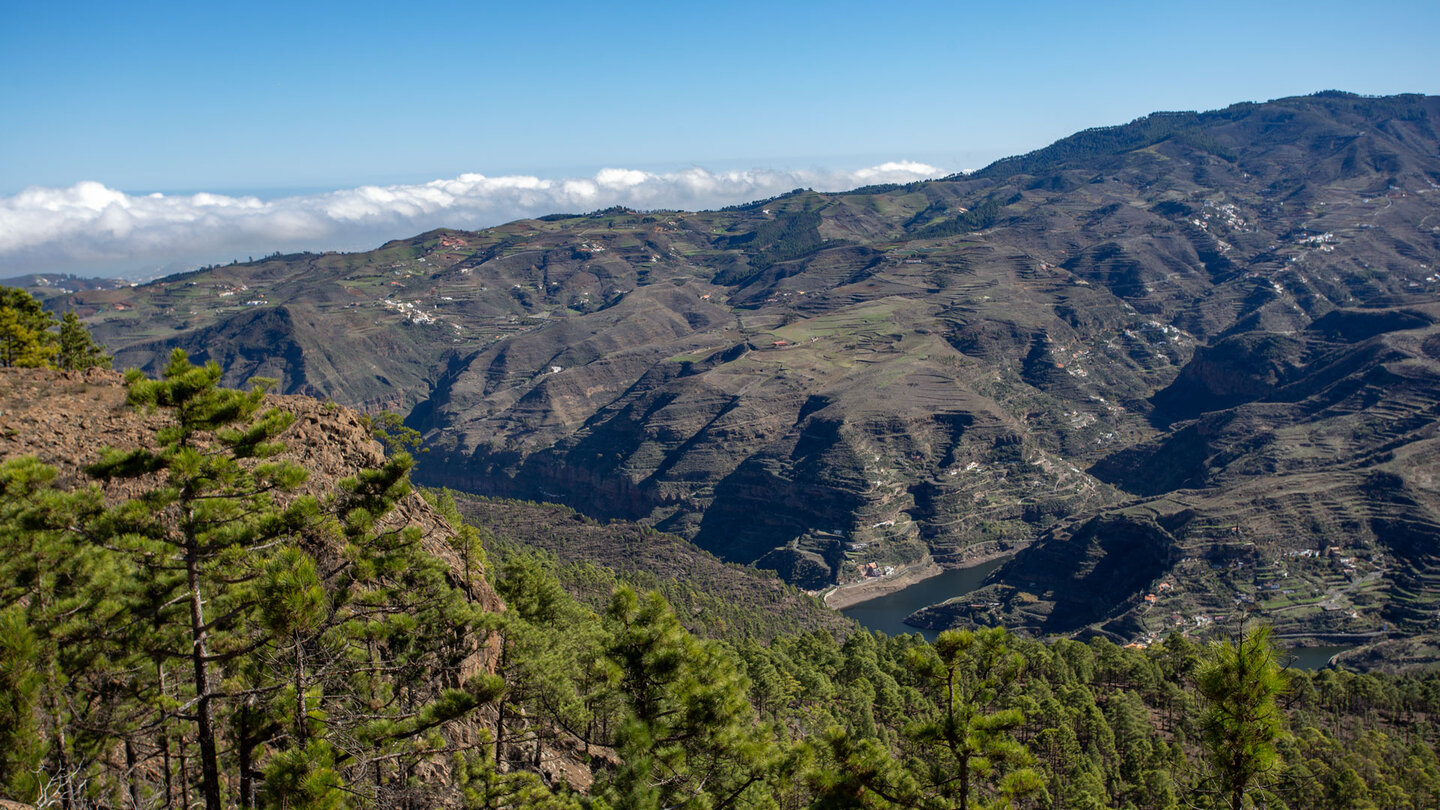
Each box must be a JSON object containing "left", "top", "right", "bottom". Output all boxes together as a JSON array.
[{"left": 446, "top": 493, "right": 853, "bottom": 641}]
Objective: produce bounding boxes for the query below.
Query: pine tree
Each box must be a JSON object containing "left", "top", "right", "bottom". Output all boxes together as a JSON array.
[
  {"left": 0, "top": 607, "right": 43, "bottom": 800},
  {"left": 0, "top": 354, "right": 507, "bottom": 807},
  {"left": 77, "top": 351, "right": 503, "bottom": 807},
  {"left": 488, "top": 555, "right": 587, "bottom": 770},
  {"left": 905, "top": 627, "right": 1045, "bottom": 810},
  {"left": 0, "top": 455, "right": 118, "bottom": 806},
  {"left": 602, "top": 587, "right": 775, "bottom": 810},
  {"left": 1196, "top": 625, "right": 1289, "bottom": 810},
  {"left": 56, "top": 311, "right": 111, "bottom": 371},
  {"left": 88, "top": 350, "right": 320, "bottom": 810},
  {"left": 325, "top": 456, "right": 502, "bottom": 804},
  {"left": 0, "top": 287, "right": 58, "bottom": 368},
  {"left": 807, "top": 726, "right": 920, "bottom": 809},
  {"left": 365, "top": 411, "right": 423, "bottom": 457}
]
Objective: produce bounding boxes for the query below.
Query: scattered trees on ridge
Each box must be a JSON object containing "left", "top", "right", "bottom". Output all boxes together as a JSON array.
[{"left": 0, "top": 286, "right": 110, "bottom": 370}]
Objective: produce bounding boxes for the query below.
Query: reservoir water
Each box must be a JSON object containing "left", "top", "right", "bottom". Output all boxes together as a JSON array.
[
  {"left": 840, "top": 558, "right": 1353, "bottom": 670},
  {"left": 1281, "top": 645, "right": 1351, "bottom": 670},
  {"left": 839, "top": 556, "right": 1009, "bottom": 640}
]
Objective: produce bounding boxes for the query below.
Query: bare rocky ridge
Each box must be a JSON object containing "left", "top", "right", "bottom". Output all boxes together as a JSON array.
[{"left": 65, "top": 92, "right": 1440, "bottom": 645}]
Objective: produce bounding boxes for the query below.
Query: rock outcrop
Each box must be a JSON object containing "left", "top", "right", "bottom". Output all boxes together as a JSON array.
[{"left": 0, "top": 366, "right": 506, "bottom": 629}]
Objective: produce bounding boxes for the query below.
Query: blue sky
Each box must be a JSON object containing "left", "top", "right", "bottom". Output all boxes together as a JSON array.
[{"left": 2, "top": 0, "right": 1437, "bottom": 277}]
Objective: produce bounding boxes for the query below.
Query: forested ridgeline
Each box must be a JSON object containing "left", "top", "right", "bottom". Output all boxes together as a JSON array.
[
  {"left": 1, "top": 347, "right": 1439, "bottom": 808},
  {"left": 444, "top": 493, "right": 853, "bottom": 643}
]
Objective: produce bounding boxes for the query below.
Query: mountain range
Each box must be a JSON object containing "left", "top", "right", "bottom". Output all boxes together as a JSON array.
[{"left": 55, "top": 91, "right": 1440, "bottom": 651}]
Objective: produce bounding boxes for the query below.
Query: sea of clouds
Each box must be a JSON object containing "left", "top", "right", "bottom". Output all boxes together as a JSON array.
[{"left": 0, "top": 161, "right": 946, "bottom": 280}]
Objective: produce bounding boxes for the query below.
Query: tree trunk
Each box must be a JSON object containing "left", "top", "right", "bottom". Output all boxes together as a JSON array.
[
  {"left": 495, "top": 699, "right": 506, "bottom": 766},
  {"left": 237, "top": 697, "right": 255, "bottom": 810},
  {"left": 959, "top": 755, "right": 970, "bottom": 810},
  {"left": 125, "top": 738, "right": 141, "bottom": 809},
  {"left": 159, "top": 662, "right": 174, "bottom": 810},
  {"left": 295, "top": 631, "right": 308, "bottom": 743},
  {"left": 179, "top": 735, "right": 190, "bottom": 810},
  {"left": 186, "top": 530, "right": 223, "bottom": 810},
  {"left": 495, "top": 642, "right": 508, "bottom": 766},
  {"left": 45, "top": 684, "right": 74, "bottom": 810}
]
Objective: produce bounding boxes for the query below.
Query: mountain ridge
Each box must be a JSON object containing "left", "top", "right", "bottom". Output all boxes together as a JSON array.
[{"left": 61, "top": 91, "right": 1440, "bottom": 647}]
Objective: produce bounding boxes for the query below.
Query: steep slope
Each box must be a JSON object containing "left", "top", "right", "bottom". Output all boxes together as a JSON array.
[
  {"left": 449, "top": 493, "right": 854, "bottom": 640},
  {"left": 66, "top": 92, "right": 1440, "bottom": 646}
]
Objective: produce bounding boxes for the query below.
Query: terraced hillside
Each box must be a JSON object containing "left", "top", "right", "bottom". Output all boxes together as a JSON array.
[
  {"left": 66, "top": 92, "right": 1440, "bottom": 646},
  {"left": 918, "top": 303, "right": 1440, "bottom": 647}
]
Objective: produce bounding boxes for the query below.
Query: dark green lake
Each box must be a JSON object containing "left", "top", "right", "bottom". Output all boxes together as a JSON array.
[
  {"left": 1281, "top": 645, "right": 1351, "bottom": 670},
  {"left": 839, "top": 556, "right": 1009, "bottom": 640}
]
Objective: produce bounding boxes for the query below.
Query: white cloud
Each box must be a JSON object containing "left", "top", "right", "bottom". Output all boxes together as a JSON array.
[{"left": 0, "top": 162, "right": 946, "bottom": 279}]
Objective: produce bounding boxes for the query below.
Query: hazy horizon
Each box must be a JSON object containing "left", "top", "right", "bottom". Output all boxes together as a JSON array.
[
  {"left": 4, "top": 0, "right": 1437, "bottom": 278},
  {"left": 0, "top": 160, "right": 950, "bottom": 280}
]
